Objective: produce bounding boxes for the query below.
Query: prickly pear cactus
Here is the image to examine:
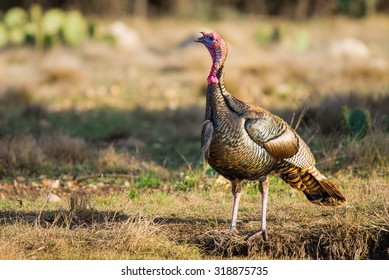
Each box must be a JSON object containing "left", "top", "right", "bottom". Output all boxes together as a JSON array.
[
  {"left": 8, "top": 27, "right": 25, "bottom": 46},
  {"left": 29, "top": 5, "right": 43, "bottom": 23},
  {"left": 24, "top": 22, "right": 38, "bottom": 39},
  {"left": 28, "top": 5, "right": 43, "bottom": 48},
  {"left": 1, "top": 6, "right": 95, "bottom": 48},
  {"left": 343, "top": 107, "right": 370, "bottom": 139},
  {"left": 62, "top": 11, "right": 87, "bottom": 46},
  {"left": 40, "top": 9, "right": 65, "bottom": 48},
  {"left": 3, "top": 7, "right": 27, "bottom": 28},
  {"left": 42, "top": 9, "right": 64, "bottom": 36}
]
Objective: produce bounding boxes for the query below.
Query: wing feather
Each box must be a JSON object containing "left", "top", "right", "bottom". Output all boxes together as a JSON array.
[
  {"left": 262, "top": 126, "right": 299, "bottom": 159},
  {"left": 222, "top": 91, "right": 301, "bottom": 160},
  {"left": 245, "top": 116, "right": 299, "bottom": 160}
]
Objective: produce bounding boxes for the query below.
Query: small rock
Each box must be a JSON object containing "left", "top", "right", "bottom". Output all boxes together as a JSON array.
[
  {"left": 329, "top": 37, "right": 370, "bottom": 59},
  {"left": 49, "top": 180, "right": 60, "bottom": 189},
  {"left": 42, "top": 179, "right": 60, "bottom": 189},
  {"left": 41, "top": 179, "right": 52, "bottom": 188},
  {"left": 16, "top": 176, "right": 26, "bottom": 182},
  {"left": 46, "top": 193, "right": 61, "bottom": 202},
  {"left": 66, "top": 181, "right": 77, "bottom": 189}
]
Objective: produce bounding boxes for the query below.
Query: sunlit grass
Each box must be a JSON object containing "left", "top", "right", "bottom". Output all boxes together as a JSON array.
[{"left": 0, "top": 169, "right": 387, "bottom": 259}]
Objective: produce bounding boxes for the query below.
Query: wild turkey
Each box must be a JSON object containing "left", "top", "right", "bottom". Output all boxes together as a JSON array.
[{"left": 195, "top": 31, "right": 346, "bottom": 241}]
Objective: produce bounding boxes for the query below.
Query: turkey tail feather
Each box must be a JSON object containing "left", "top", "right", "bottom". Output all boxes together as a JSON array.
[
  {"left": 280, "top": 165, "right": 346, "bottom": 206},
  {"left": 304, "top": 178, "right": 346, "bottom": 206}
]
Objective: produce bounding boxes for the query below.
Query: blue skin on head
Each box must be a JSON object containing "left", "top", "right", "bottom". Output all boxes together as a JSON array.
[{"left": 204, "top": 36, "right": 214, "bottom": 44}]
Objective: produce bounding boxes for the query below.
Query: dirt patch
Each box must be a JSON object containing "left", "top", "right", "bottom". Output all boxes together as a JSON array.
[
  {"left": 192, "top": 230, "right": 249, "bottom": 258},
  {"left": 0, "top": 176, "right": 131, "bottom": 201},
  {"left": 188, "top": 226, "right": 389, "bottom": 259}
]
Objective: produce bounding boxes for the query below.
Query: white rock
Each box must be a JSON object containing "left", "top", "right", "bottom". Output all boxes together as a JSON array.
[
  {"left": 46, "top": 193, "right": 61, "bottom": 202},
  {"left": 109, "top": 21, "right": 140, "bottom": 49},
  {"left": 329, "top": 38, "right": 370, "bottom": 59},
  {"left": 49, "top": 179, "right": 60, "bottom": 189}
]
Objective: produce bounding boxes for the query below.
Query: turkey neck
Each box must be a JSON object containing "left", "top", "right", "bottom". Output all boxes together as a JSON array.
[{"left": 205, "top": 66, "right": 237, "bottom": 128}]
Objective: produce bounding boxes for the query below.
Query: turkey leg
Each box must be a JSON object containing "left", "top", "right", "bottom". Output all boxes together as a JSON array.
[
  {"left": 230, "top": 180, "right": 241, "bottom": 233},
  {"left": 248, "top": 177, "right": 269, "bottom": 241}
]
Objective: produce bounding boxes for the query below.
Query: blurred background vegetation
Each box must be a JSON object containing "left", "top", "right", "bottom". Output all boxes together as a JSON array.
[{"left": 1, "top": 0, "right": 389, "bottom": 18}]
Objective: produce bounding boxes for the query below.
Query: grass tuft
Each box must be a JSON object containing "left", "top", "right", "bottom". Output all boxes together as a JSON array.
[
  {"left": 0, "top": 134, "right": 46, "bottom": 175},
  {"left": 41, "top": 133, "right": 89, "bottom": 163}
]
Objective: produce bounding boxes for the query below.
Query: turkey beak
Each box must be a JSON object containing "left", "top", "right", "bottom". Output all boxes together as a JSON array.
[
  {"left": 195, "top": 32, "right": 204, "bottom": 44},
  {"left": 195, "top": 36, "right": 205, "bottom": 43}
]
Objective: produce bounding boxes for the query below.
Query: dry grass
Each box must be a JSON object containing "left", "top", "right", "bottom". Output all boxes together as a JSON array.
[
  {"left": 41, "top": 133, "right": 89, "bottom": 163},
  {"left": 0, "top": 168, "right": 387, "bottom": 259},
  {"left": 0, "top": 215, "right": 201, "bottom": 259},
  {"left": 0, "top": 134, "right": 46, "bottom": 174}
]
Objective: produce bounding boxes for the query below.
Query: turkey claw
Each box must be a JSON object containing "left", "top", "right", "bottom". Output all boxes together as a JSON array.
[
  {"left": 229, "top": 228, "right": 240, "bottom": 235},
  {"left": 246, "top": 230, "right": 268, "bottom": 241}
]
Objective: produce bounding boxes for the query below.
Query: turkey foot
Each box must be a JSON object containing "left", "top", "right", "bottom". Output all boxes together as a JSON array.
[{"left": 247, "top": 230, "right": 268, "bottom": 241}]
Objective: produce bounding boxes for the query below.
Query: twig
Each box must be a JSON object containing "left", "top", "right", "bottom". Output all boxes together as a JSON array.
[
  {"left": 176, "top": 149, "right": 193, "bottom": 171},
  {"left": 306, "top": 129, "right": 320, "bottom": 145},
  {"left": 290, "top": 112, "right": 296, "bottom": 128},
  {"left": 294, "top": 102, "right": 310, "bottom": 130},
  {"left": 316, "top": 155, "right": 346, "bottom": 165}
]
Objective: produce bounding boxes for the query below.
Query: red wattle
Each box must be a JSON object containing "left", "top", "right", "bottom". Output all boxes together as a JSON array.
[{"left": 207, "top": 75, "right": 219, "bottom": 84}]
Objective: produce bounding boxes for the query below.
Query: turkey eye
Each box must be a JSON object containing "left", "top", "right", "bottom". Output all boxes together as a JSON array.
[{"left": 205, "top": 36, "right": 214, "bottom": 43}]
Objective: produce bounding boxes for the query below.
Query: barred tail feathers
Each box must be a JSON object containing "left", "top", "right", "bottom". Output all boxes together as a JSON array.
[{"left": 280, "top": 165, "right": 346, "bottom": 206}]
